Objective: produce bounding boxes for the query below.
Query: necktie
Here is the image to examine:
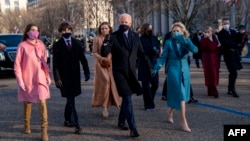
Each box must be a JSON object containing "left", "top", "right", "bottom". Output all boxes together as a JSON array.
[
  {"left": 124, "top": 33, "right": 130, "bottom": 48},
  {"left": 66, "top": 40, "right": 71, "bottom": 50}
]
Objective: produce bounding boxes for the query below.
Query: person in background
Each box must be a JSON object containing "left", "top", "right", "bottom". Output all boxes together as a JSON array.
[
  {"left": 236, "top": 25, "right": 248, "bottom": 57},
  {"left": 200, "top": 27, "right": 221, "bottom": 98},
  {"left": 91, "top": 22, "right": 121, "bottom": 118},
  {"left": 53, "top": 22, "right": 90, "bottom": 134},
  {"left": 153, "top": 22, "right": 198, "bottom": 132},
  {"left": 101, "top": 13, "right": 153, "bottom": 137},
  {"left": 14, "top": 23, "right": 51, "bottom": 141},
  {"left": 192, "top": 30, "right": 203, "bottom": 68},
  {"left": 138, "top": 23, "right": 160, "bottom": 110},
  {"left": 87, "top": 34, "right": 94, "bottom": 55},
  {"left": 218, "top": 18, "right": 242, "bottom": 98}
]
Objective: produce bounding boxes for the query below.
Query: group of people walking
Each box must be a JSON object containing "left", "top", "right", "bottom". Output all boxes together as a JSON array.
[{"left": 13, "top": 12, "right": 246, "bottom": 141}]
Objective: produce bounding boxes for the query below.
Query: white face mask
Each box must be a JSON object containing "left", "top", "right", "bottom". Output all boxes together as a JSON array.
[{"left": 223, "top": 24, "right": 230, "bottom": 30}]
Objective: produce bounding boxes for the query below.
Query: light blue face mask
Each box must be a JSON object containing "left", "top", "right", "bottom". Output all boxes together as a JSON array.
[{"left": 173, "top": 31, "right": 182, "bottom": 37}]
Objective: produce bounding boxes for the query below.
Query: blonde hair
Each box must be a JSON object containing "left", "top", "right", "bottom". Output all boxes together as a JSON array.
[
  {"left": 171, "top": 22, "right": 190, "bottom": 38},
  {"left": 205, "top": 26, "right": 213, "bottom": 32}
]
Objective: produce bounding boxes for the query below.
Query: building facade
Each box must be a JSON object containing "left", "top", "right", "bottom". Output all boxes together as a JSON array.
[{"left": 0, "top": 0, "right": 27, "bottom": 13}]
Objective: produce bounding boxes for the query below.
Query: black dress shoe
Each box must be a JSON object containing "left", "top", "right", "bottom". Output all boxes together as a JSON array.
[
  {"left": 130, "top": 129, "right": 139, "bottom": 137},
  {"left": 227, "top": 91, "right": 233, "bottom": 95},
  {"left": 64, "top": 121, "right": 73, "bottom": 127},
  {"left": 75, "top": 127, "right": 82, "bottom": 134},
  {"left": 232, "top": 92, "right": 239, "bottom": 98},
  {"left": 161, "top": 96, "right": 167, "bottom": 101},
  {"left": 188, "top": 97, "right": 198, "bottom": 103},
  {"left": 118, "top": 122, "right": 128, "bottom": 130}
]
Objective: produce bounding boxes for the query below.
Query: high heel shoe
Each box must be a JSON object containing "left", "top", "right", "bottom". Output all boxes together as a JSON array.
[
  {"left": 181, "top": 123, "right": 191, "bottom": 132},
  {"left": 167, "top": 111, "right": 174, "bottom": 124},
  {"left": 102, "top": 109, "right": 109, "bottom": 118}
]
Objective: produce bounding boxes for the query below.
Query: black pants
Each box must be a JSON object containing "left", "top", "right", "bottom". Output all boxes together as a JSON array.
[
  {"left": 141, "top": 74, "right": 158, "bottom": 109},
  {"left": 162, "top": 78, "right": 167, "bottom": 97},
  {"left": 228, "top": 69, "right": 238, "bottom": 91},
  {"left": 118, "top": 95, "right": 136, "bottom": 130},
  {"left": 64, "top": 96, "right": 79, "bottom": 128}
]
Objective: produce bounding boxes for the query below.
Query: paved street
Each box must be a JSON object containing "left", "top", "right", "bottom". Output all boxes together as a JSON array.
[{"left": 0, "top": 54, "right": 250, "bottom": 141}]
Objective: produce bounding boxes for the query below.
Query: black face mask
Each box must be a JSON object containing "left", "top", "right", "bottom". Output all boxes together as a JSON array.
[
  {"left": 62, "top": 33, "right": 71, "bottom": 38},
  {"left": 118, "top": 25, "right": 130, "bottom": 32},
  {"left": 146, "top": 30, "right": 153, "bottom": 36}
]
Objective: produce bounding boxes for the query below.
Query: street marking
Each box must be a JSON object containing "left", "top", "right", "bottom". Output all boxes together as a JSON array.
[{"left": 196, "top": 102, "right": 250, "bottom": 117}]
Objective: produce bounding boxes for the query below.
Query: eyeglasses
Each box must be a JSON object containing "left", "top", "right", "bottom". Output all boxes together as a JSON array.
[{"left": 173, "top": 30, "right": 180, "bottom": 32}]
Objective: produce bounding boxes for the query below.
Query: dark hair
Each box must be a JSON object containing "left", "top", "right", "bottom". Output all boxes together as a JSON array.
[
  {"left": 58, "top": 22, "right": 73, "bottom": 32},
  {"left": 22, "top": 23, "right": 40, "bottom": 41},
  {"left": 140, "top": 23, "right": 151, "bottom": 35},
  {"left": 98, "top": 22, "right": 112, "bottom": 35},
  {"left": 222, "top": 18, "right": 230, "bottom": 22}
]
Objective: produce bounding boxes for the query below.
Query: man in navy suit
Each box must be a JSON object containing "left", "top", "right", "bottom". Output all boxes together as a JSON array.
[
  {"left": 218, "top": 18, "right": 242, "bottom": 98},
  {"left": 101, "top": 13, "right": 152, "bottom": 137}
]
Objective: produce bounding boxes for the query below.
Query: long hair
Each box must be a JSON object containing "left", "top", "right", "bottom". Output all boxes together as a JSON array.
[
  {"left": 97, "top": 22, "right": 112, "bottom": 35},
  {"left": 171, "top": 22, "right": 190, "bottom": 38},
  {"left": 22, "top": 23, "right": 40, "bottom": 41},
  {"left": 140, "top": 23, "right": 152, "bottom": 36}
]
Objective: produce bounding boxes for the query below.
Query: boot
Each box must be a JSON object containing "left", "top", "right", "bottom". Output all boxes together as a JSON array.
[
  {"left": 24, "top": 102, "right": 32, "bottom": 134},
  {"left": 39, "top": 101, "right": 49, "bottom": 141}
]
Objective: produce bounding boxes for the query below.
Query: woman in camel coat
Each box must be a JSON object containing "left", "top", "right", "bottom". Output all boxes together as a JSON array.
[{"left": 92, "top": 22, "right": 121, "bottom": 118}]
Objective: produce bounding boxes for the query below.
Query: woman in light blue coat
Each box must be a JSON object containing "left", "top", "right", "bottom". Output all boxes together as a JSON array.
[{"left": 154, "top": 22, "right": 198, "bottom": 132}]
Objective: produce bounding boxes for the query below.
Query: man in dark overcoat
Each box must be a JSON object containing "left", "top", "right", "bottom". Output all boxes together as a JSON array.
[
  {"left": 53, "top": 22, "right": 90, "bottom": 134},
  {"left": 101, "top": 13, "right": 152, "bottom": 137},
  {"left": 218, "top": 18, "right": 242, "bottom": 97}
]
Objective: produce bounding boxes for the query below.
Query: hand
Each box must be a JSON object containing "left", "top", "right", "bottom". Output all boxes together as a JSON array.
[
  {"left": 19, "top": 83, "right": 26, "bottom": 91},
  {"left": 47, "top": 78, "right": 51, "bottom": 85},
  {"left": 0, "top": 43, "right": 6, "bottom": 51},
  {"left": 101, "top": 58, "right": 111, "bottom": 68},
  {"left": 153, "top": 47, "right": 160, "bottom": 55},
  {"left": 55, "top": 80, "right": 63, "bottom": 88},
  {"left": 85, "top": 73, "right": 90, "bottom": 81},
  {"left": 150, "top": 69, "right": 156, "bottom": 77}
]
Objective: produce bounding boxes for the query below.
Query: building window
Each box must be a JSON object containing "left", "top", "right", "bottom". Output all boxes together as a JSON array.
[
  {"left": 5, "top": 0, "right": 10, "bottom": 4},
  {"left": 14, "top": 1, "right": 19, "bottom": 10}
]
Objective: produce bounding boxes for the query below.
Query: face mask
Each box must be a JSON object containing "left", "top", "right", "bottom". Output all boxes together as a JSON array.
[
  {"left": 146, "top": 30, "right": 153, "bottom": 36},
  {"left": 173, "top": 31, "right": 182, "bottom": 38},
  {"left": 223, "top": 24, "right": 230, "bottom": 30},
  {"left": 118, "top": 24, "right": 130, "bottom": 32},
  {"left": 28, "top": 31, "right": 39, "bottom": 39},
  {"left": 62, "top": 33, "right": 71, "bottom": 38}
]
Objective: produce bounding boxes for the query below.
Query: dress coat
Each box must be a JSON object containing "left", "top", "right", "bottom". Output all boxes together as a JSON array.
[
  {"left": 101, "top": 29, "right": 152, "bottom": 97},
  {"left": 218, "top": 29, "right": 242, "bottom": 71},
  {"left": 53, "top": 37, "right": 90, "bottom": 97},
  {"left": 200, "top": 35, "right": 220, "bottom": 87},
  {"left": 138, "top": 35, "right": 160, "bottom": 81},
  {"left": 154, "top": 38, "right": 198, "bottom": 110},
  {"left": 92, "top": 35, "right": 121, "bottom": 108},
  {"left": 14, "top": 40, "right": 50, "bottom": 103}
]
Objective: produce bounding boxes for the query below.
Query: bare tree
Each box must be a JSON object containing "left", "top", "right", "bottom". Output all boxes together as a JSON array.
[{"left": 162, "top": 0, "right": 209, "bottom": 30}]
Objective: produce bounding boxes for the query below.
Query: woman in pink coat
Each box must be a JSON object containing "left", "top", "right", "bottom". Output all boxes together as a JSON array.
[
  {"left": 14, "top": 23, "right": 50, "bottom": 141},
  {"left": 200, "top": 26, "right": 221, "bottom": 98}
]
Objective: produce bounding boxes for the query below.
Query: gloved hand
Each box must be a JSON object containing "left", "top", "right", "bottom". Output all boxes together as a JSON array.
[
  {"left": 152, "top": 47, "right": 160, "bottom": 55},
  {"left": 55, "top": 80, "right": 63, "bottom": 88},
  {"left": 150, "top": 69, "right": 156, "bottom": 77},
  {"left": 19, "top": 83, "right": 26, "bottom": 91},
  {"left": 85, "top": 73, "right": 90, "bottom": 81},
  {"left": 100, "top": 58, "right": 111, "bottom": 68}
]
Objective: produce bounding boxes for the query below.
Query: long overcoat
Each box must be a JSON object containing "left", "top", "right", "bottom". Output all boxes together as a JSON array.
[
  {"left": 154, "top": 38, "right": 198, "bottom": 110},
  {"left": 218, "top": 29, "right": 242, "bottom": 71},
  {"left": 53, "top": 37, "right": 90, "bottom": 97},
  {"left": 101, "top": 30, "right": 152, "bottom": 97},
  {"left": 14, "top": 40, "right": 50, "bottom": 103},
  {"left": 200, "top": 35, "right": 220, "bottom": 87}
]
